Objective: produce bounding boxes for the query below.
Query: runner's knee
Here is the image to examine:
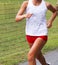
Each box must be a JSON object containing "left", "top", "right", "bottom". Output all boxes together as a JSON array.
[{"left": 27, "top": 52, "right": 35, "bottom": 62}]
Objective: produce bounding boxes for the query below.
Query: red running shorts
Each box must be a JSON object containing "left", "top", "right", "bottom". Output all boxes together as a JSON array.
[{"left": 26, "top": 35, "right": 48, "bottom": 44}]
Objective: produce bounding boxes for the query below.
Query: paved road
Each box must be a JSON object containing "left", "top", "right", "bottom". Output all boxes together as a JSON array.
[{"left": 19, "top": 49, "right": 58, "bottom": 65}]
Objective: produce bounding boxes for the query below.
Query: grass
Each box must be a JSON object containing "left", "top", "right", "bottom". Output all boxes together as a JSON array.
[
  {"left": 0, "top": 0, "right": 23, "bottom": 3},
  {"left": 0, "top": 0, "right": 58, "bottom": 65}
]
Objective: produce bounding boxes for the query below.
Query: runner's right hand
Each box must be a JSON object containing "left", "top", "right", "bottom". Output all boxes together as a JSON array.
[{"left": 24, "top": 13, "right": 33, "bottom": 18}]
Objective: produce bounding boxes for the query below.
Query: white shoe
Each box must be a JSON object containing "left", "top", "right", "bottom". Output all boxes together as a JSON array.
[
  {"left": 47, "top": 64, "right": 50, "bottom": 65},
  {"left": 47, "top": 62, "right": 51, "bottom": 65}
]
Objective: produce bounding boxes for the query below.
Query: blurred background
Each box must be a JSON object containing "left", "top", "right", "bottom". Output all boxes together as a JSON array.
[{"left": 0, "top": 0, "right": 58, "bottom": 65}]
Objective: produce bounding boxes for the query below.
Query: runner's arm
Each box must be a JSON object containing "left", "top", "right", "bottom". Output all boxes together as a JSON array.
[
  {"left": 46, "top": 2, "right": 57, "bottom": 28},
  {"left": 15, "top": 1, "right": 28, "bottom": 22}
]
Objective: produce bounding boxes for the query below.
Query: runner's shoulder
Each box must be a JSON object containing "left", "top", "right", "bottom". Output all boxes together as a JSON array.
[
  {"left": 45, "top": 2, "right": 52, "bottom": 9},
  {"left": 22, "top": 1, "right": 28, "bottom": 8}
]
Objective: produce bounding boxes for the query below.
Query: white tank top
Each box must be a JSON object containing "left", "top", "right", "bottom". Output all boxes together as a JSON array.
[{"left": 25, "top": 0, "right": 48, "bottom": 36}]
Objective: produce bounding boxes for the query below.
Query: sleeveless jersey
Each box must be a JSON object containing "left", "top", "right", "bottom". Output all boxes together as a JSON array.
[{"left": 25, "top": 0, "right": 48, "bottom": 36}]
